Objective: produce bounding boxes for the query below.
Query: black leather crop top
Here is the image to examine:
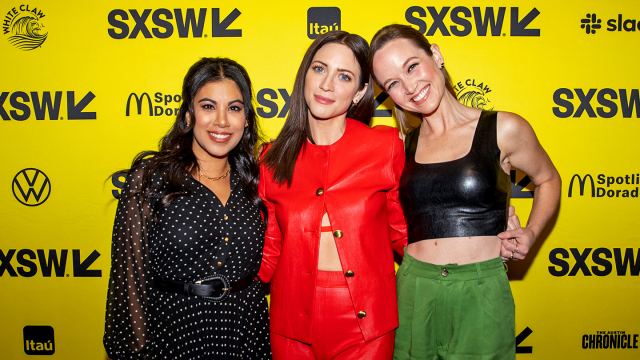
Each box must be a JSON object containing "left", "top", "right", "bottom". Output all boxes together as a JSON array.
[{"left": 399, "top": 110, "right": 510, "bottom": 244}]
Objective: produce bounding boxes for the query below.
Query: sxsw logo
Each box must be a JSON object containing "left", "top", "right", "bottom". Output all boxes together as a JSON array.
[
  {"left": 108, "top": 8, "right": 241, "bottom": 39},
  {"left": 24, "top": 326, "right": 54, "bottom": 355},
  {"left": 580, "top": 13, "right": 640, "bottom": 34},
  {"left": 553, "top": 88, "right": 640, "bottom": 118},
  {"left": 0, "top": 249, "right": 102, "bottom": 277},
  {"left": 256, "top": 88, "right": 291, "bottom": 118},
  {"left": 307, "top": 7, "right": 340, "bottom": 39},
  {"left": 12, "top": 168, "right": 51, "bottom": 206},
  {"left": 510, "top": 169, "right": 534, "bottom": 199},
  {"left": 516, "top": 327, "right": 533, "bottom": 354},
  {"left": 0, "top": 91, "right": 96, "bottom": 120},
  {"left": 549, "top": 248, "right": 640, "bottom": 276},
  {"left": 111, "top": 172, "right": 126, "bottom": 199},
  {"left": 126, "top": 92, "right": 182, "bottom": 117},
  {"left": 405, "top": 6, "right": 540, "bottom": 36}
]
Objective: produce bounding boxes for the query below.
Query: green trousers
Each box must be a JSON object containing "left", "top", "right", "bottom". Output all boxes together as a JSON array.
[{"left": 394, "top": 253, "right": 515, "bottom": 360}]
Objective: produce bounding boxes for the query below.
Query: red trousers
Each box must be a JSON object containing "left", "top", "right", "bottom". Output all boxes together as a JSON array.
[{"left": 271, "top": 271, "right": 394, "bottom": 360}]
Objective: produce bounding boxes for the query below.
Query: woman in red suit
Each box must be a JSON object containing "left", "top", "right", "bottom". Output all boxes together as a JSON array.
[{"left": 259, "top": 31, "right": 406, "bottom": 359}]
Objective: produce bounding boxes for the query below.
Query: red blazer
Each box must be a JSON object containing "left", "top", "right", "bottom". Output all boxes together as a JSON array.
[{"left": 258, "top": 119, "right": 408, "bottom": 343}]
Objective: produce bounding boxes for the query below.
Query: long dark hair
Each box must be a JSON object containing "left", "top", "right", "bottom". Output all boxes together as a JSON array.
[
  {"left": 369, "top": 24, "right": 456, "bottom": 134},
  {"left": 262, "top": 31, "right": 374, "bottom": 187},
  {"left": 118, "top": 57, "right": 265, "bottom": 222}
]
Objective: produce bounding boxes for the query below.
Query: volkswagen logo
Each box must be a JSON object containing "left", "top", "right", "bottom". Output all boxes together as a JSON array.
[{"left": 12, "top": 168, "right": 51, "bottom": 206}]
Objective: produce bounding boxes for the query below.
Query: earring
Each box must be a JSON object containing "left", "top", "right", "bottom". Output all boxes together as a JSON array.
[
  {"left": 353, "top": 99, "right": 359, "bottom": 106},
  {"left": 440, "top": 63, "right": 445, "bottom": 69}
]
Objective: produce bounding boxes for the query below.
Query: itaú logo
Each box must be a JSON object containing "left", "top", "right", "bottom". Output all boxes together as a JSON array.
[
  {"left": 23, "top": 326, "right": 55, "bottom": 355},
  {"left": 568, "top": 173, "right": 639, "bottom": 198},
  {"left": 12, "top": 168, "right": 51, "bottom": 206},
  {"left": 307, "top": 7, "right": 340, "bottom": 39}
]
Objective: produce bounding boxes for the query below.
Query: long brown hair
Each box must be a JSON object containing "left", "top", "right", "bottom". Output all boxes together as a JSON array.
[
  {"left": 262, "top": 31, "right": 374, "bottom": 187},
  {"left": 118, "top": 57, "right": 266, "bottom": 222},
  {"left": 369, "top": 24, "right": 456, "bottom": 134}
]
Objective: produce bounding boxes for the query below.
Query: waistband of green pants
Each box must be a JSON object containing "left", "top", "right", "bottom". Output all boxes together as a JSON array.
[{"left": 402, "top": 251, "right": 507, "bottom": 281}]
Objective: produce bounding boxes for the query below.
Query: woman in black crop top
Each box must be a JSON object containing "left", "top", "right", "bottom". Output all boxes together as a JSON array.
[{"left": 369, "top": 25, "right": 561, "bottom": 359}]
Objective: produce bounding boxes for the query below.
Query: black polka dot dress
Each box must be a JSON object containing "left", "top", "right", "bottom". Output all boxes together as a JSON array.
[{"left": 104, "top": 165, "right": 271, "bottom": 359}]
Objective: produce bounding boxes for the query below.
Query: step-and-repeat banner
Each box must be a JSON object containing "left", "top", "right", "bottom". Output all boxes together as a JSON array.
[{"left": 1, "top": 0, "right": 638, "bottom": 358}]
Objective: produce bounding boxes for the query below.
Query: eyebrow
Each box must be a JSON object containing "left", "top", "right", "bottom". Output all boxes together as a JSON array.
[
  {"left": 382, "top": 56, "right": 419, "bottom": 88},
  {"left": 313, "top": 60, "right": 356, "bottom": 77},
  {"left": 198, "top": 98, "right": 244, "bottom": 106}
]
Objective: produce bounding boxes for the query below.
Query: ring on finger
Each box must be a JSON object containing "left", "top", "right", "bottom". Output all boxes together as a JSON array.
[{"left": 509, "top": 254, "right": 514, "bottom": 261}]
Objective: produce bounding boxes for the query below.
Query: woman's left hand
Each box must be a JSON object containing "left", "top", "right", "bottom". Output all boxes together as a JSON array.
[
  {"left": 499, "top": 227, "right": 535, "bottom": 262},
  {"left": 499, "top": 205, "right": 534, "bottom": 262}
]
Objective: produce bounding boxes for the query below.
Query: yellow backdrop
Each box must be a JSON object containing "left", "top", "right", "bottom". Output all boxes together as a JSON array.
[{"left": 1, "top": 0, "right": 638, "bottom": 358}]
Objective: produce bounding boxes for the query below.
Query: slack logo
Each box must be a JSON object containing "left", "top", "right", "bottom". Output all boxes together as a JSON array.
[
  {"left": 24, "top": 326, "right": 55, "bottom": 355},
  {"left": 307, "top": 7, "right": 340, "bottom": 39},
  {"left": 581, "top": 14, "right": 602, "bottom": 34}
]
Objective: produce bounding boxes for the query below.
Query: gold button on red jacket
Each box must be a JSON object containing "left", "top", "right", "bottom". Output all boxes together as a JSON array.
[{"left": 258, "top": 119, "right": 408, "bottom": 343}]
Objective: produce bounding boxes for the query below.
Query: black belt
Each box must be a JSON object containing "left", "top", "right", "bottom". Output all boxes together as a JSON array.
[{"left": 154, "top": 274, "right": 254, "bottom": 302}]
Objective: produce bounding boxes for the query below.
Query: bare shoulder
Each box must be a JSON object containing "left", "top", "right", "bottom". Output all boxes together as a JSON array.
[{"left": 496, "top": 111, "right": 537, "bottom": 141}]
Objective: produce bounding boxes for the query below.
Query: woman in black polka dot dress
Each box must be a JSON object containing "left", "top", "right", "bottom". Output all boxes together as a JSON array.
[{"left": 104, "top": 58, "right": 271, "bottom": 359}]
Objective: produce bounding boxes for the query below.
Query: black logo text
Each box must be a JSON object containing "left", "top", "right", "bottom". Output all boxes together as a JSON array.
[{"left": 405, "top": 6, "right": 540, "bottom": 37}]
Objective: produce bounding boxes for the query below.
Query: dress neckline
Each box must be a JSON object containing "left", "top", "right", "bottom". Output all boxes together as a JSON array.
[{"left": 413, "top": 110, "right": 485, "bottom": 167}]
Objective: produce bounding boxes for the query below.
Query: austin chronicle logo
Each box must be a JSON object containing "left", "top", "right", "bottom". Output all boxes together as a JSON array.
[
  {"left": 3, "top": 5, "right": 47, "bottom": 50},
  {"left": 12, "top": 168, "right": 51, "bottom": 206},
  {"left": 581, "top": 14, "right": 601, "bottom": 34},
  {"left": 23, "top": 325, "right": 55, "bottom": 355},
  {"left": 307, "top": 7, "right": 340, "bottom": 39},
  {"left": 454, "top": 79, "right": 493, "bottom": 110}
]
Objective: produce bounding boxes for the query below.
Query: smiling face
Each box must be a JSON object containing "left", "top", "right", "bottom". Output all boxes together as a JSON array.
[
  {"left": 372, "top": 38, "right": 445, "bottom": 115},
  {"left": 304, "top": 42, "right": 368, "bottom": 123},
  {"left": 188, "top": 79, "right": 247, "bottom": 161}
]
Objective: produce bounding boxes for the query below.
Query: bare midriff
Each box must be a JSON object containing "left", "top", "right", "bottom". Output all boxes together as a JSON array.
[
  {"left": 407, "top": 235, "right": 502, "bottom": 265},
  {"left": 317, "top": 212, "right": 343, "bottom": 271}
]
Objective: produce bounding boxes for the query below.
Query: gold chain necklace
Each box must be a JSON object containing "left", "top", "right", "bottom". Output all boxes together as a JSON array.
[{"left": 198, "top": 167, "right": 231, "bottom": 181}]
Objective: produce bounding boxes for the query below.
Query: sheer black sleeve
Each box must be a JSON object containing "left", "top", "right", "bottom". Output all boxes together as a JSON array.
[{"left": 104, "top": 165, "right": 153, "bottom": 359}]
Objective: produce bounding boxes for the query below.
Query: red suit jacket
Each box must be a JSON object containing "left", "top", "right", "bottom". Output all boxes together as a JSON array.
[{"left": 258, "top": 119, "right": 408, "bottom": 343}]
